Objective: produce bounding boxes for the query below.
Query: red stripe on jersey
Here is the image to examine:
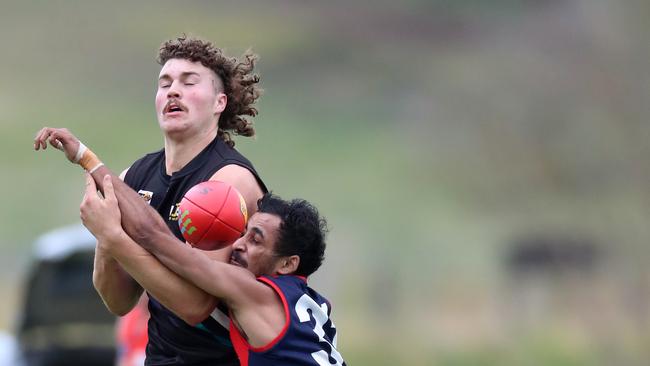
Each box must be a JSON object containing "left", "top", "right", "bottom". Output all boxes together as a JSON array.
[
  {"left": 251, "top": 276, "right": 291, "bottom": 352},
  {"left": 230, "top": 320, "right": 249, "bottom": 366},
  {"left": 228, "top": 275, "right": 291, "bottom": 363}
]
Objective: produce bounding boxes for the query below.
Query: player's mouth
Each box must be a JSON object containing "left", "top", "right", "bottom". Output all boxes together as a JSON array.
[
  {"left": 163, "top": 100, "right": 188, "bottom": 116},
  {"left": 230, "top": 253, "right": 247, "bottom": 268}
]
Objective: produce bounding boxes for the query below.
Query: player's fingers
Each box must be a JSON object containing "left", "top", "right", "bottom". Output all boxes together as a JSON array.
[
  {"left": 103, "top": 174, "right": 117, "bottom": 202},
  {"left": 80, "top": 177, "right": 92, "bottom": 211},
  {"left": 50, "top": 130, "right": 82, "bottom": 162},
  {"left": 84, "top": 173, "right": 97, "bottom": 197},
  {"left": 49, "top": 129, "right": 64, "bottom": 142},
  {"left": 33, "top": 128, "right": 45, "bottom": 147},
  {"left": 33, "top": 128, "right": 44, "bottom": 150},
  {"left": 79, "top": 192, "right": 94, "bottom": 226},
  {"left": 80, "top": 191, "right": 90, "bottom": 210},
  {"left": 34, "top": 128, "right": 50, "bottom": 150},
  {"left": 49, "top": 130, "right": 66, "bottom": 146},
  {"left": 48, "top": 136, "right": 64, "bottom": 151}
]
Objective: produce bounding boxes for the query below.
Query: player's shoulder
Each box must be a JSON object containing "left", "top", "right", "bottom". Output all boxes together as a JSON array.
[
  {"left": 258, "top": 275, "right": 308, "bottom": 293},
  {"left": 123, "top": 148, "right": 165, "bottom": 185},
  {"left": 126, "top": 149, "right": 164, "bottom": 172},
  {"left": 209, "top": 164, "right": 265, "bottom": 209},
  {"left": 210, "top": 164, "right": 256, "bottom": 183},
  {"left": 211, "top": 138, "right": 253, "bottom": 163}
]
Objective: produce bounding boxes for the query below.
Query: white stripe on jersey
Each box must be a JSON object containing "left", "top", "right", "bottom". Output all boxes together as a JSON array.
[{"left": 210, "top": 307, "right": 231, "bottom": 329}]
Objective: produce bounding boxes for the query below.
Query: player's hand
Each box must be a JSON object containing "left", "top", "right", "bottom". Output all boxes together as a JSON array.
[
  {"left": 80, "top": 173, "right": 123, "bottom": 243},
  {"left": 33, "top": 127, "right": 82, "bottom": 164}
]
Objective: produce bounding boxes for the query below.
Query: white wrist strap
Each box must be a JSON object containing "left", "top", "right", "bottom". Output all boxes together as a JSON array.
[
  {"left": 88, "top": 162, "right": 105, "bottom": 174},
  {"left": 74, "top": 142, "right": 87, "bottom": 164}
]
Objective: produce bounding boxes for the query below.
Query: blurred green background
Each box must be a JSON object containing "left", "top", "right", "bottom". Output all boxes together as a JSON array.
[{"left": 2, "top": 0, "right": 650, "bottom": 364}]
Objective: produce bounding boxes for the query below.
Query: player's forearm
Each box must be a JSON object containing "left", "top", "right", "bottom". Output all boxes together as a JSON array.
[
  {"left": 107, "top": 230, "right": 218, "bottom": 325},
  {"left": 143, "top": 231, "right": 251, "bottom": 303},
  {"left": 93, "top": 244, "right": 143, "bottom": 316}
]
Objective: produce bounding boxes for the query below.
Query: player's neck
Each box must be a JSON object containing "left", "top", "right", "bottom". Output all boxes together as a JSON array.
[{"left": 163, "top": 128, "right": 218, "bottom": 175}]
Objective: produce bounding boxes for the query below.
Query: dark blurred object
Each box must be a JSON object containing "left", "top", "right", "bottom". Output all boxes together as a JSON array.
[
  {"left": 502, "top": 232, "right": 606, "bottom": 334},
  {"left": 16, "top": 225, "right": 115, "bottom": 366},
  {"left": 506, "top": 234, "right": 600, "bottom": 275}
]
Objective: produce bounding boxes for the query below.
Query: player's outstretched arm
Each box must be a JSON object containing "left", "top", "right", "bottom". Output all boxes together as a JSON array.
[
  {"left": 35, "top": 127, "right": 219, "bottom": 323},
  {"left": 34, "top": 127, "right": 167, "bottom": 241}
]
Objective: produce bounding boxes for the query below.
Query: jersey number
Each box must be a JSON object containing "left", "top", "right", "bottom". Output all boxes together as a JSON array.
[{"left": 295, "top": 295, "right": 344, "bottom": 366}]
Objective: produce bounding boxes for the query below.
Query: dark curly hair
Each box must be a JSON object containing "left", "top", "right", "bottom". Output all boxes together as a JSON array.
[
  {"left": 157, "top": 36, "right": 262, "bottom": 147},
  {"left": 258, "top": 193, "right": 328, "bottom": 277}
]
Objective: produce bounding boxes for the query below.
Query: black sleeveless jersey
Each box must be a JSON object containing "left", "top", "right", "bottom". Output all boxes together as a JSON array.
[{"left": 124, "top": 136, "right": 267, "bottom": 366}]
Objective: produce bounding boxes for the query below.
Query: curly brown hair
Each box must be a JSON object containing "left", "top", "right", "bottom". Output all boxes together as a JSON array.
[{"left": 157, "top": 36, "right": 262, "bottom": 147}]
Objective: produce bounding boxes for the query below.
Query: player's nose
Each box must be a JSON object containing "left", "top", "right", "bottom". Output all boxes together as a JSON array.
[
  {"left": 232, "top": 237, "right": 245, "bottom": 252},
  {"left": 167, "top": 81, "right": 181, "bottom": 98}
]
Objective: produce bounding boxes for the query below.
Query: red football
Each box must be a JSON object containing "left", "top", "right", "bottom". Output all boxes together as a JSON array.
[{"left": 177, "top": 180, "right": 248, "bottom": 250}]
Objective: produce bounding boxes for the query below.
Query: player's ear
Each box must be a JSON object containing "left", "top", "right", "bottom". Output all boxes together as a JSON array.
[
  {"left": 277, "top": 255, "right": 299, "bottom": 275},
  {"left": 213, "top": 92, "right": 227, "bottom": 115}
]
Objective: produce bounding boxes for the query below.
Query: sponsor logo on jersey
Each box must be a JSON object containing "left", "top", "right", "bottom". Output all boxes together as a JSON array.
[
  {"left": 137, "top": 190, "right": 154, "bottom": 205},
  {"left": 169, "top": 203, "right": 181, "bottom": 221}
]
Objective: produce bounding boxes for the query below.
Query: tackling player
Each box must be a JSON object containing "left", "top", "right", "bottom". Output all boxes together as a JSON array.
[{"left": 82, "top": 174, "right": 347, "bottom": 366}]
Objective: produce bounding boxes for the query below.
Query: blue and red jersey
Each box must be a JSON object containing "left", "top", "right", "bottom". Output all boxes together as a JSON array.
[{"left": 230, "top": 275, "right": 346, "bottom": 366}]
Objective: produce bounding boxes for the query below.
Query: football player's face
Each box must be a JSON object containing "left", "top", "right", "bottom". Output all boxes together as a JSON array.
[
  {"left": 155, "top": 58, "right": 225, "bottom": 138},
  {"left": 229, "top": 213, "right": 282, "bottom": 277}
]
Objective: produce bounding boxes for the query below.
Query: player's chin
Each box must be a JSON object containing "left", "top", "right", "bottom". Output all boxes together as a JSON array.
[{"left": 159, "top": 117, "right": 188, "bottom": 129}]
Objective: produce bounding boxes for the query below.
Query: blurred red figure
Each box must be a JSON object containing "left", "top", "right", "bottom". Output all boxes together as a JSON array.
[{"left": 116, "top": 295, "right": 149, "bottom": 366}]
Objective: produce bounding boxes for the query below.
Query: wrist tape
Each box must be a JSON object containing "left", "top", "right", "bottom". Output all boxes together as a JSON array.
[{"left": 76, "top": 142, "right": 103, "bottom": 173}]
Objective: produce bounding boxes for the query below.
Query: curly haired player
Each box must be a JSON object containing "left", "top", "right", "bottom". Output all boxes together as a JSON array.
[{"left": 35, "top": 35, "right": 267, "bottom": 365}]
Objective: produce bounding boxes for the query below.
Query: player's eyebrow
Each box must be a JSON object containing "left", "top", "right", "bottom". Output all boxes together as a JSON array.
[
  {"left": 158, "top": 71, "right": 201, "bottom": 81},
  {"left": 251, "top": 227, "right": 265, "bottom": 239}
]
